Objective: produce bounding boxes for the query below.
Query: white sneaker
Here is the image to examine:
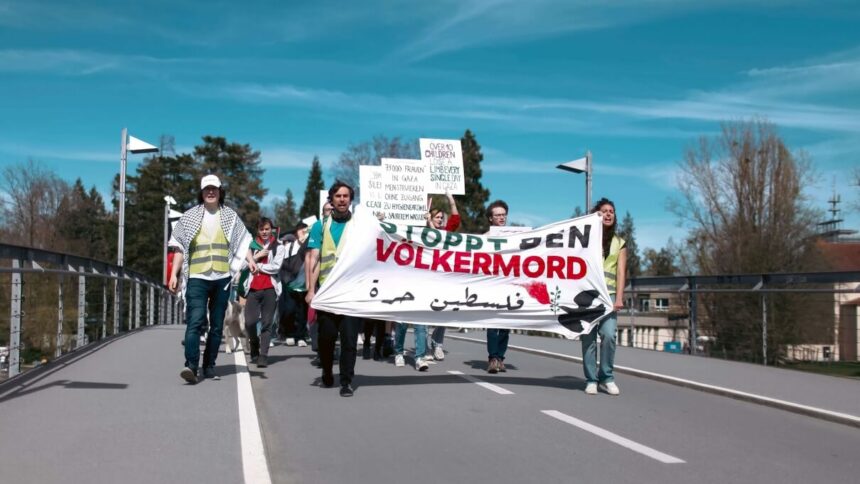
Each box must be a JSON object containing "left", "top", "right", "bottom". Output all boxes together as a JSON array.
[
  {"left": 297, "top": 339, "right": 307, "bottom": 347},
  {"left": 285, "top": 338, "right": 296, "bottom": 346},
  {"left": 433, "top": 346, "right": 445, "bottom": 361},
  {"left": 599, "top": 382, "right": 620, "bottom": 395},
  {"left": 415, "top": 358, "right": 429, "bottom": 372},
  {"left": 357, "top": 334, "right": 364, "bottom": 346},
  {"left": 584, "top": 382, "right": 598, "bottom": 395},
  {"left": 394, "top": 354, "right": 405, "bottom": 367}
]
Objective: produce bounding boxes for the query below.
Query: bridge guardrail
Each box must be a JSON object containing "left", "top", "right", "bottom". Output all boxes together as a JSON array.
[{"left": 0, "top": 243, "right": 184, "bottom": 380}]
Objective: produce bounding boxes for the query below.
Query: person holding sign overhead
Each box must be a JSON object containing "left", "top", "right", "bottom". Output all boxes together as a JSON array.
[
  {"left": 306, "top": 181, "right": 362, "bottom": 397},
  {"left": 425, "top": 190, "right": 461, "bottom": 361}
]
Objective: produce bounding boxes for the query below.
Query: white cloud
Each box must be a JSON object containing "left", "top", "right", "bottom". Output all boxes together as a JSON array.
[
  {"left": 391, "top": 0, "right": 811, "bottom": 62},
  {"left": 0, "top": 141, "right": 115, "bottom": 162}
]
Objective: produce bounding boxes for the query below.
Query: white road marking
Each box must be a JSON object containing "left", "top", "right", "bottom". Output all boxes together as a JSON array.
[
  {"left": 448, "top": 370, "right": 514, "bottom": 395},
  {"left": 446, "top": 335, "right": 860, "bottom": 428},
  {"left": 542, "top": 410, "right": 685, "bottom": 464},
  {"left": 234, "top": 352, "right": 273, "bottom": 484}
]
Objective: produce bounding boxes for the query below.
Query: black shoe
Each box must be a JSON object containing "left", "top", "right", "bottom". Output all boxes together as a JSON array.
[
  {"left": 340, "top": 384, "right": 354, "bottom": 397},
  {"left": 256, "top": 356, "right": 268, "bottom": 368},
  {"left": 180, "top": 367, "right": 198, "bottom": 384},
  {"left": 362, "top": 346, "right": 372, "bottom": 360},
  {"left": 373, "top": 351, "right": 383, "bottom": 361},
  {"left": 203, "top": 367, "right": 220, "bottom": 380},
  {"left": 322, "top": 372, "right": 334, "bottom": 388},
  {"left": 310, "top": 355, "right": 321, "bottom": 367}
]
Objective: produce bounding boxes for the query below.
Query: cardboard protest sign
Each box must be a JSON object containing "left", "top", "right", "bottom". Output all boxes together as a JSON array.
[
  {"left": 380, "top": 158, "right": 428, "bottom": 225},
  {"left": 311, "top": 211, "right": 613, "bottom": 338},
  {"left": 421, "top": 138, "right": 464, "bottom": 195},
  {"left": 359, "top": 165, "right": 385, "bottom": 216}
]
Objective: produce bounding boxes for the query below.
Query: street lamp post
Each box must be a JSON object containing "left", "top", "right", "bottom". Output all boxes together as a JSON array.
[
  {"left": 556, "top": 150, "right": 592, "bottom": 211},
  {"left": 116, "top": 128, "right": 158, "bottom": 333}
]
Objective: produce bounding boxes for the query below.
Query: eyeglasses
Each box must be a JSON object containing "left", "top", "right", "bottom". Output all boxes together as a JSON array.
[{"left": 491, "top": 213, "right": 507, "bottom": 218}]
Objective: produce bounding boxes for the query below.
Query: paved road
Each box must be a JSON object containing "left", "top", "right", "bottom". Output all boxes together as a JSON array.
[
  {"left": 1, "top": 326, "right": 858, "bottom": 484},
  {"left": 254, "top": 330, "right": 860, "bottom": 484}
]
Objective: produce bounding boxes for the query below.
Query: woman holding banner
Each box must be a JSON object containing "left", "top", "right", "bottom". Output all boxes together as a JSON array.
[
  {"left": 425, "top": 191, "right": 460, "bottom": 361},
  {"left": 581, "top": 198, "right": 627, "bottom": 396}
]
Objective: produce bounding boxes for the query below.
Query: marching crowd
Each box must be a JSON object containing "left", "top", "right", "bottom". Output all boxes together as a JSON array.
[{"left": 168, "top": 174, "right": 627, "bottom": 398}]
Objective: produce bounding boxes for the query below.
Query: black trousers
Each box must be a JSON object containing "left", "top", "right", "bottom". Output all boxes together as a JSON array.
[
  {"left": 317, "top": 310, "right": 361, "bottom": 386},
  {"left": 363, "top": 319, "right": 386, "bottom": 354},
  {"left": 244, "top": 288, "right": 277, "bottom": 358}
]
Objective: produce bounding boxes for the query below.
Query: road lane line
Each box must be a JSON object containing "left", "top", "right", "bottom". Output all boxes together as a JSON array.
[
  {"left": 447, "top": 335, "right": 860, "bottom": 428},
  {"left": 448, "top": 370, "right": 515, "bottom": 395},
  {"left": 235, "top": 352, "right": 273, "bottom": 484},
  {"left": 542, "top": 410, "right": 685, "bottom": 464}
]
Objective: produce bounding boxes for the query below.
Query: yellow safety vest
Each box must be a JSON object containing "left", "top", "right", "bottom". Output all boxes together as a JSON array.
[
  {"left": 604, "top": 235, "right": 626, "bottom": 294},
  {"left": 318, "top": 217, "right": 350, "bottom": 286},
  {"left": 189, "top": 214, "right": 230, "bottom": 275}
]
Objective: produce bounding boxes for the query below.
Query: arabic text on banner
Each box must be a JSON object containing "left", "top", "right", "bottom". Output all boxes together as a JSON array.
[{"left": 311, "top": 210, "right": 613, "bottom": 339}]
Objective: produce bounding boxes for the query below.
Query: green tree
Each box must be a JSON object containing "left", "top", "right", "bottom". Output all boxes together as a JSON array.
[
  {"left": 641, "top": 246, "right": 679, "bottom": 276},
  {"left": 57, "top": 179, "right": 113, "bottom": 261},
  {"left": 457, "top": 129, "right": 491, "bottom": 233},
  {"left": 299, "top": 156, "right": 325, "bottom": 219},
  {"left": 123, "top": 151, "right": 200, "bottom": 279},
  {"left": 274, "top": 189, "right": 299, "bottom": 233},
  {"left": 570, "top": 206, "right": 585, "bottom": 218},
  {"left": 194, "top": 136, "right": 267, "bottom": 224},
  {"left": 616, "top": 211, "right": 641, "bottom": 277}
]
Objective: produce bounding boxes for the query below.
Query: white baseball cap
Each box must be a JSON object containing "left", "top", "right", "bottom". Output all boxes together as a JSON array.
[{"left": 200, "top": 174, "right": 221, "bottom": 189}]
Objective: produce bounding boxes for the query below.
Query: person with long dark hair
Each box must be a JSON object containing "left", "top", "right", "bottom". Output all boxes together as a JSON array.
[{"left": 582, "top": 197, "right": 627, "bottom": 396}]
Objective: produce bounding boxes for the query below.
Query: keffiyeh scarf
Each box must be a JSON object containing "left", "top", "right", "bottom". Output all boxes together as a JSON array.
[{"left": 172, "top": 204, "right": 252, "bottom": 296}]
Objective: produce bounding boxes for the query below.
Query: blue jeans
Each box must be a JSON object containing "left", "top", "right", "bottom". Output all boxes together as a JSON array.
[
  {"left": 486, "top": 329, "right": 509, "bottom": 360},
  {"left": 581, "top": 295, "right": 617, "bottom": 383},
  {"left": 430, "top": 326, "right": 445, "bottom": 348},
  {"left": 184, "top": 277, "right": 231, "bottom": 371},
  {"left": 394, "top": 322, "right": 427, "bottom": 358}
]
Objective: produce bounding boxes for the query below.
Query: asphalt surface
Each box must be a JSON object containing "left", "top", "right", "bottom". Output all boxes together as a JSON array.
[
  {"left": 254, "top": 329, "right": 860, "bottom": 484},
  {"left": 1, "top": 325, "right": 858, "bottom": 484}
]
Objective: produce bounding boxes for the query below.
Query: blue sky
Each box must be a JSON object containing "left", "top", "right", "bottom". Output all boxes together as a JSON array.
[{"left": 1, "top": 0, "right": 859, "bottom": 250}]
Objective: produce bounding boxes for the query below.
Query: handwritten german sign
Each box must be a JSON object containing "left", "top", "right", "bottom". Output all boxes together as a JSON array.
[
  {"left": 311, "top": 211, "right": 612, "bottom": 338},
  {"left": 359, "top": 165, "right": 385, "bottom": 216},
  {"left": 380, "top": 158, "right": 428, "bottom": 225},
  {"left": 420, "top": 138, "right": 464, "bottom": 195}
]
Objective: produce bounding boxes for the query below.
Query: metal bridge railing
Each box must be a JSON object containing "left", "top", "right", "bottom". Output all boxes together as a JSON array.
[
  {"left": 0, "top": 243, "right": 183, "bottom": 380},
  {"left": 621, "top": 271, "right": 860, "bottom": 364}
]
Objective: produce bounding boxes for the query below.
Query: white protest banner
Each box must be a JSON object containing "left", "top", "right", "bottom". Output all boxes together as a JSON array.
[
  {"left": 489, "top": 226, "right": 532, "bottom": 236},
  {"left": 380, "top": 158, "right": 428, "bottom": 225},
  {"left": 311, "top": 211, "right": 613, "bottom": 338},
  {"left": 421, "top": 138, "right": 464, "bottom": 195},
  {"left": 359, "top": 165, "right": 385, "bottom": 216}
]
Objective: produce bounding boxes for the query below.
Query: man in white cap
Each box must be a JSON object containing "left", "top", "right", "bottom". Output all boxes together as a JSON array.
[{"left": 168, "top": 174, "right": 256, "bottom": 383}]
